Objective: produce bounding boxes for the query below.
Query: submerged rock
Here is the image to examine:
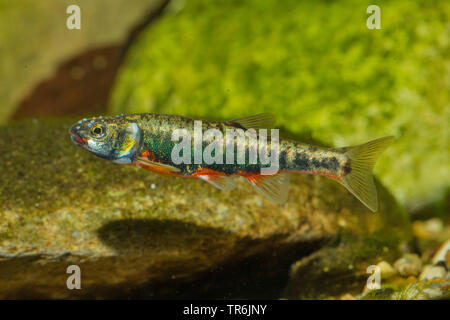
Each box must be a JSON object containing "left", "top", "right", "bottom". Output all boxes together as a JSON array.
[
  {"left": 377, "top": 261, "right": 397, "bottom": 279},
  {"left": 419, "top": 265, "right": 447, "bottom": 282},
  {"left": 432, "top": 240, "right": 450, "bottom": 268},
  {"left": 0, "top": 120, "right": 410, "bottom": 299},
  {"left": 339, "top": 293, "right": 356, "bottom": 300},
  {"left": 412, "top": 218, "right": 444, "bottom": 240},
  {"left": 394, "top": 254, "right": 423, "bottom": 277},
  {"left": 391, "top": 281, "right": 449, "bottom": 300}
]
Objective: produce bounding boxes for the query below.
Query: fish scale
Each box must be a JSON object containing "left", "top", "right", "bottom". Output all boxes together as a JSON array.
[{"left": 70, "top": 113, "right": 393, "bottom": 211}]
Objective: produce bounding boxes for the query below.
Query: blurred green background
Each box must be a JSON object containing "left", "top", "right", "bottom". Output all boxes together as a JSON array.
[
  {"left": 1, "top": 0, "right": 449, "bottom": 213},
  {"left": 110, "top": 0, "right": 449, "bottom": 212}
]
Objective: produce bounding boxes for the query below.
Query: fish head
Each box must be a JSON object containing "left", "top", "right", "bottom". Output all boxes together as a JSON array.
[{"left": 70, "top": 116, "right": 142, "bottom": 164}]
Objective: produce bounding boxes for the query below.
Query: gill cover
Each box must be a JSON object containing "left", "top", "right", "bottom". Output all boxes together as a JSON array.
[{"left": 113, "top": 123, "right": 142, "bottom": 164}]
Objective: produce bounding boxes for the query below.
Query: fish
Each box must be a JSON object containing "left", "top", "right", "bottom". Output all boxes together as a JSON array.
[{"left": 69, "top": 113, "right": 393, "bottom": 212}]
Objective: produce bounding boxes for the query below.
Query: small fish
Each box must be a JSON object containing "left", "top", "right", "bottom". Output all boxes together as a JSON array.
[{"left": 70, "top": 113, "right": 393, "bottom": 212}]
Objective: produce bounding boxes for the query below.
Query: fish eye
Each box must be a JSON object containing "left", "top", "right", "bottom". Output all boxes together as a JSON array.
[{"left": 91, "top": 124, "right": 106, "bottom": 138}]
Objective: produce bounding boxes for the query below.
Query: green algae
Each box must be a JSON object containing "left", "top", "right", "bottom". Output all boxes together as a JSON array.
[
  {"left": 109, "top": 0, "right": 450, "bottom": 211},
  {"left": 359, "top": 278, "right": 449, "bottom": 300}
]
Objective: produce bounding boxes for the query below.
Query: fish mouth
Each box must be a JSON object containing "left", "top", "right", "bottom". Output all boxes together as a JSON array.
[{"left": 70, "top": 128, "right": 86, "bottom": 146}]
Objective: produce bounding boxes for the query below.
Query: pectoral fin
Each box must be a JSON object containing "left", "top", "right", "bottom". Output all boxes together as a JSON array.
[
  {"left": 247, "top": 173, "right": 290, "bottom": 204},
  {"left": 136, "top": 157, "right": 181, "bottom": 173}
]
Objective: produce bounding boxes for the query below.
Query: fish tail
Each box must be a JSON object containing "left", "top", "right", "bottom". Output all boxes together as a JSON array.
[{"left": 338, "top": 136, "right": 394, "bottom": 212}]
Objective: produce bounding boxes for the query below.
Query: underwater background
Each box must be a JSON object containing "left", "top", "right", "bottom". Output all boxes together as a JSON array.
[{"left": 0, "top": 0, "right": 448, "bottom": 299}]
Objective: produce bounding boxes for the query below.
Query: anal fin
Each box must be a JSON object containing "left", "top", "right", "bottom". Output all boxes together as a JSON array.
[{"left": 247, "top": 172, "right": 290, "bottom": 204}]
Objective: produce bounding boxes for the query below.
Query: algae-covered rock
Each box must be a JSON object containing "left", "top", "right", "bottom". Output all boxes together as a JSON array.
[
  {"left": 0, "top": 120, "right": 410, "bottom": 298},
  {"left": 359, "top": 279, "right": 450, "bottom": 300},
  {"left": 286, "top": 237, "right": 449, "bottom": 300},
  {"left": 284, "top": 239, "right": 450, "bottom": 300},
  {"left": 109, "top": 0, "right": 450, "bottom": 210},
  {"left": 283, "top": 229, "right": 409, "bottom": 299}
]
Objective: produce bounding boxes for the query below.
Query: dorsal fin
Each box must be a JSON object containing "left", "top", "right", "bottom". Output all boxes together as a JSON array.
[
  {"left": 230, "top": 113, "right": 276, "bottom": 129},
  {"left": 246, "top": 173, "right": 291, "bottom": 204}
]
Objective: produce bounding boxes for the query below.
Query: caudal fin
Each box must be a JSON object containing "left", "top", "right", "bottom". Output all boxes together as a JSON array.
[{"left": 338, "top": 136, "right": 394, "bottom": 212}]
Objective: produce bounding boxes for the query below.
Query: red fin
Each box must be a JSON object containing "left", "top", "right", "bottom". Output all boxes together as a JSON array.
[
  {"left": 247, "top": 173, "right": 291, "bottom": 204},
  {"left": 140, "top": 150, "right": 158, "bottom": 161},
  {"left": 136, "top": 157, "right": 180, "bottom": 172},
  {"left": 134, "top": 157, "right": 182, "bottom": 176},
  {"left": 192, "top": 168, "right": 226, "bottom": 177},
  {"left": 140, "top": 150, "right": 151, "bottom": 158}
]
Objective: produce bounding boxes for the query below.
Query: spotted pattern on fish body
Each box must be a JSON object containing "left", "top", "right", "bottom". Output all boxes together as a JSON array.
[
  {"left": 342, "top": 160, "right": 352, "bottom": 176},
  {"left": 70, "top": 113, "right": 393, "bottom": 212}
]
